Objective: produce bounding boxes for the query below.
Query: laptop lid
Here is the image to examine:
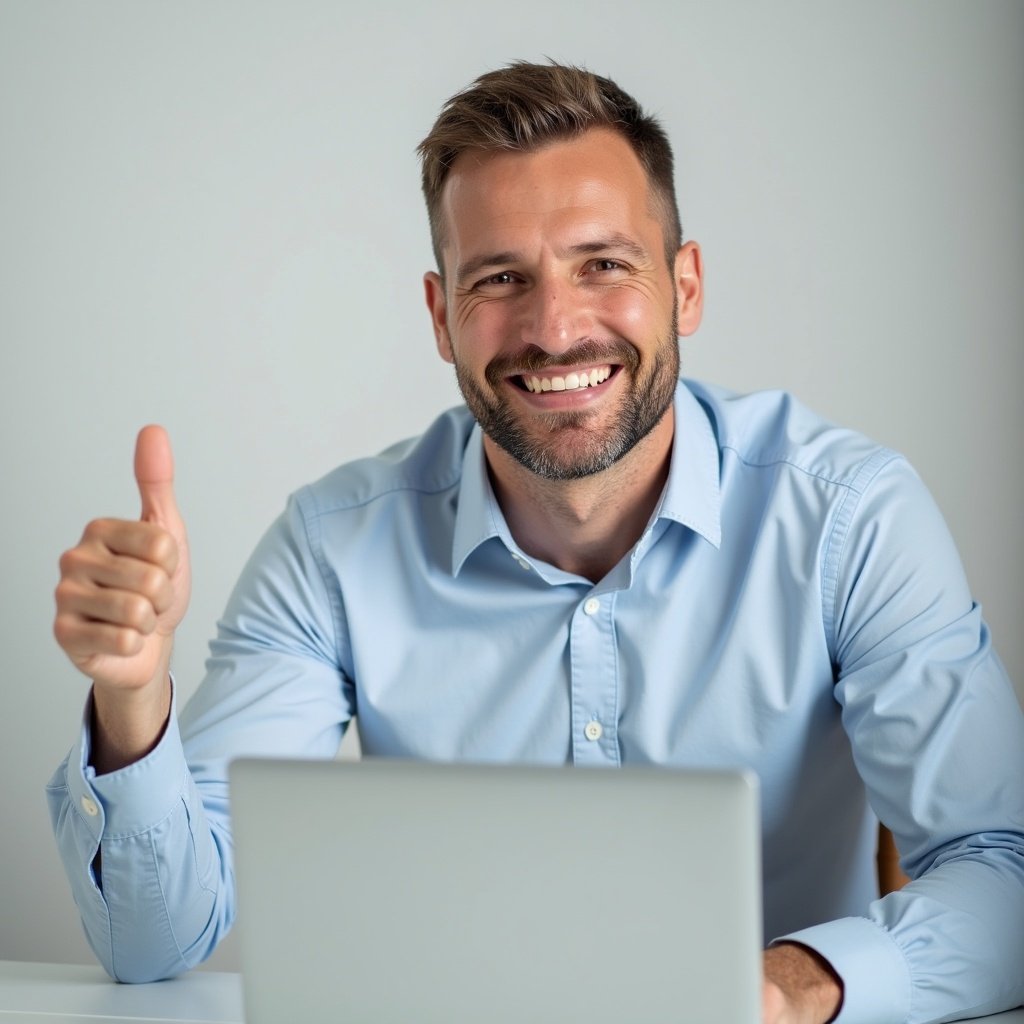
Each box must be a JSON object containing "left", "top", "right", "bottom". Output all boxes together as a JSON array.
[{"left": 229, "top": 759, "right": 763, "bottom": 1024}]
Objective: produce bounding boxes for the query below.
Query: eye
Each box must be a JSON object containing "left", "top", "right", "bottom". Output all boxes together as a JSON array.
[
  {"left": 474, "top": 271, "right": 519, "bottom": 289},
  {"left": 586, "top": 258, "right": 628, "bottom": 276}
]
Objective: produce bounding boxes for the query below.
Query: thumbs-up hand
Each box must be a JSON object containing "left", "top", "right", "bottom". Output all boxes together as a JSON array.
[{"left": 55, "top": 426, "right": 191, "bottom": 702}]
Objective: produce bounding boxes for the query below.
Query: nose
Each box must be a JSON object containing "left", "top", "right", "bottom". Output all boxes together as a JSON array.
[{"left": 519, "top": 274, "right": 591, "bottom": 355}]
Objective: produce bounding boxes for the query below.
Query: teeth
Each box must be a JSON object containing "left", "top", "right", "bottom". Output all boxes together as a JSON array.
[{"left": 523, "top": 366, "right": 611, "bottom": 394}]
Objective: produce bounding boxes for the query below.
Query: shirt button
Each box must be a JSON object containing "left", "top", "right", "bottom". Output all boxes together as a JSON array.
[
  {"left": 512, "top": 554, "right": 531, "bottom": 570},
  {"left": 584, "top": 720, "right": 603, "bottom": 741},
  {"left": 583, "top": 597, "right": 600, "bottom": 615},
  {"left": 80, "top": 796, "right": 99, "bottom": 817}
]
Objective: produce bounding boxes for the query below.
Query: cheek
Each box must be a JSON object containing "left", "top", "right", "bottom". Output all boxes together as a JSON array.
[
  {"left": 596, "top": 288, "right": 662, "bottom": 335},
  {"left": 453, "top": 303, "right": 515, "bottom": 359},
  {"left": 455, "top": 297, "right": 503, "bottom": 335}
]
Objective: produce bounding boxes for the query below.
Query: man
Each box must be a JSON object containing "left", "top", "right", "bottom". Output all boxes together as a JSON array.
[{"left": 50, "top": 62, "right": 1024, "bottom": 1023}]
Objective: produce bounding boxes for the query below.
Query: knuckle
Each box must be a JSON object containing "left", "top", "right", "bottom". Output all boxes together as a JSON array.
[
  {"left": 151, "top": 584, "right": 174, "bottom": 615},
  {"left": 53, "top": 614, "right": 73, "bottom": 647},
  {"left": 149, "top": 530, "right": 177, "bottom": 567},
  {"left": 138, "top": 564, "right": 166, "bottom": 596},
  {"left": 54, "top": 578, "right": 73, "bottom": 607},
  {"left": 58, "top": 546, "right": 86, "bottom": 576},
  {"left": 111, "top": 629, "right": 141, "bottom": 658},
  {"left": 122, "top": 593, "right": 153, "bottom": 630},
  {"left": 82, "top": 518, "right": 109, "bottom": 541},
  {"left": 54, "top": 614, "right": 88, "bottom": 654}
]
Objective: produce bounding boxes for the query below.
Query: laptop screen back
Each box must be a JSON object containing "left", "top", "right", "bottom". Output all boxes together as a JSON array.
[{"left": 229, "top": 759, "right": 762, "bottom": 1024}]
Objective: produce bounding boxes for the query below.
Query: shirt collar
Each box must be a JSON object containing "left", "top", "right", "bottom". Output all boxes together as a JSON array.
[
  {"left": 655, "top": 380, "right": 722, "bottom": 548},
  {"left": 451, "top": 379, "right": 722, "bottom": 576},
  {"left": 451, "top": 425, "right": 507, "bottom": 576}
]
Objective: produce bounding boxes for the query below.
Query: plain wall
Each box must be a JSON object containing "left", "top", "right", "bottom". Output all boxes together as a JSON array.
[{"left": 2, "top": 1, "right": 1021, "bottom": 971}]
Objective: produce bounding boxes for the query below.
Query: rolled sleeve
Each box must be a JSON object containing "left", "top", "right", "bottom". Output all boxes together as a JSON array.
[
  {"left": 84, "top": 690, "right": 190, "bottom": 835},
  {"left": 46, "top": 681, "right": 223, "bottom": 982},
  {"left": 775, "top": 917, "right": 911, "bottom": 1024}
]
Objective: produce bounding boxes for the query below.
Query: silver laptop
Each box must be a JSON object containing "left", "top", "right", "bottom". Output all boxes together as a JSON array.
[{"left": 229, "top": 758, "right": 763, "bottom": 1024}]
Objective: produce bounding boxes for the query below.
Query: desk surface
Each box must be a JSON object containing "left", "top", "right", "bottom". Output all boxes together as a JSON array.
[
  {"left": 0, "top": 961, "right": 242, "bottom": 1023},
  {"left": 1, "top": 960, "right": 1022, "bottom": 1023}
]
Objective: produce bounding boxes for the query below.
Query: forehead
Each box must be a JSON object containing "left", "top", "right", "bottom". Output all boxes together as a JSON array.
[{"left": 437, "top": 128, "right": 664, "bottom": 269}]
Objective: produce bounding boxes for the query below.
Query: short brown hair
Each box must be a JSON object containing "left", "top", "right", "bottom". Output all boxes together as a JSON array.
[{"left": 417, "top": 60, "right": 682, "bottom": 272}]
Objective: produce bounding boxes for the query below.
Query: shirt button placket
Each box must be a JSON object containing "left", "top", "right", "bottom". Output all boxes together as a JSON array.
[{"left": 569, "top": 592, "right": 619, "bottom": 766}]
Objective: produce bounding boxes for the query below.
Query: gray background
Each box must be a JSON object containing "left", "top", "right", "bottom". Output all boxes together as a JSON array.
[{"left": 2, "top": 1, "right": 1021, "bottom": 972}]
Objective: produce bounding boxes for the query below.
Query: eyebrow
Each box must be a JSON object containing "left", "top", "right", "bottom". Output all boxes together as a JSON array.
[{"left": 454, "top": 234, "right": 651, "bottom": 285}]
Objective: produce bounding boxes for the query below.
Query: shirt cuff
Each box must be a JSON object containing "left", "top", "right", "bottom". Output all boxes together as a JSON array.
[
  {"left": 774, "top": 917, "right": 912, "bottom": 1024},
  {"left": 66, "top": 679, "right": 189, "bottom": 841}
]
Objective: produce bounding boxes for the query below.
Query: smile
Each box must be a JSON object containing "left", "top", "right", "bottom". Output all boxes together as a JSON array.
[{"left": 520, "top": 365, "right": 613, "bottom": 394}]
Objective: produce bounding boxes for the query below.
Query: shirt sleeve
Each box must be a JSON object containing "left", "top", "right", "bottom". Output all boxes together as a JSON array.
[
  {"left": 779, "top": 456, "right": 1024, "bottom": 1024},
  {"left": 45, "top": 682, "right": 220, "bottom": 981},
  {"left": 46, "top": 491, "right": 355, "bottom": 982}
]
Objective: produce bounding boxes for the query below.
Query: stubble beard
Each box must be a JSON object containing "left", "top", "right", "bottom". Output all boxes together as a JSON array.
[{"left": 452, "top": 319, "right": 680, "bottom": 482}]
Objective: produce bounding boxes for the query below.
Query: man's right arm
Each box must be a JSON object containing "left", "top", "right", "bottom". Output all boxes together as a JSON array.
[
  {"left": 49, "top": 425, "right": 207, "bottom": 980},
  {"left": 49, "top": 427, "right": 354, "bottom": 981}
]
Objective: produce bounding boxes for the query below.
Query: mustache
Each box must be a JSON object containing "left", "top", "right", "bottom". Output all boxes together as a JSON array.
[{"left": 484, "top": 341, "right": 639, "bottom": 386}]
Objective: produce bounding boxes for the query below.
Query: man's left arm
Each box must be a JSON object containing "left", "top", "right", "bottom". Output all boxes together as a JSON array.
[{"left": 781, "top": 456, "right": 1024, "bottom": 1024}]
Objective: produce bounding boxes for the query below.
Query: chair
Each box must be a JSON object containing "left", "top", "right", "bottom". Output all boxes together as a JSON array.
[{"left": 877, "top": 824, "right": 910, "bottom": 895}]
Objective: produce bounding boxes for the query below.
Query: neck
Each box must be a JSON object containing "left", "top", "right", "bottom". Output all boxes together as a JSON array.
[{"left": 483, "top": 409, "right": 674, "bottom": 583}]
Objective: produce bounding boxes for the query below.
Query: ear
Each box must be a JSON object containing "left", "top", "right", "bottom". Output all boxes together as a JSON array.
[
  {"left": 424, "top": 271, "right": 454, "bottom": 363},
  {"left": 673, "top": 241, "right": 704, "bottom": 337}
]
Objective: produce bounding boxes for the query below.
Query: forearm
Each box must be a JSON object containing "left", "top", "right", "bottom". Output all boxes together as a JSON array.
[
  {"left": 90, "top": 653, "right": 173, "bottom": 774},
  {"left": 763, "top": 943, "right": 842, "bottom": 1024}
]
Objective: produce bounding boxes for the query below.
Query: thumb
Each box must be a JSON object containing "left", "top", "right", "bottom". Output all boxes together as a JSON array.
[{"left": 134, "top": 424, "right": 180, "bottom": 526}]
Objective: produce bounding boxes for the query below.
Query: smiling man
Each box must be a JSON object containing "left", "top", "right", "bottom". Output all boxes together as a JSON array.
[
  {"left": 423, "top": 125, "right": 698, "bottom": 582},
  {"left": 50, "top": 62, "right": 1024, "bottom": 1024}
]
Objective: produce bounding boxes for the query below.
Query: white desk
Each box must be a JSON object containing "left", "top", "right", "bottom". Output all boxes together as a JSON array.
[
  {"left": 1, "top": 960, "right": 1022, "bottom": 1023},
  {"left": 0, "top": 961, "right": 242, "bottom": 1023}
]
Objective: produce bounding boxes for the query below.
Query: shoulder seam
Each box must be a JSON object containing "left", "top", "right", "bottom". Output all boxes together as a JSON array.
[
  {"left": 300, "top": 473, "right": 460, "bottom": 520},
  {"left": 292, "top": 486, "right": 345, "bottom": 663},
  {"left": 720, "top": 442, "right": 898, "bottom": 492},
  {"left": 820, "top": 448, "right": 906, "bottom": 661}
]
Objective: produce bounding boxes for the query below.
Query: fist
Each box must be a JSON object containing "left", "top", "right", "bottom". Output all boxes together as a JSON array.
[{"left": 54, "top": 426, "right": 192, "bottom": 692}]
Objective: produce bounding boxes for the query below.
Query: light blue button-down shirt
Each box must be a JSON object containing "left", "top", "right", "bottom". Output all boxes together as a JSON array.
[{"left": 49, "top": 380, "right": 1024, "bottom": 1023}]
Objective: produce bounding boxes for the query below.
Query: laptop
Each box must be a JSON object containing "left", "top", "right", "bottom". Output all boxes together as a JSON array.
[{"left": 229, "top": 758, "right": 763, "bottom": 1023}]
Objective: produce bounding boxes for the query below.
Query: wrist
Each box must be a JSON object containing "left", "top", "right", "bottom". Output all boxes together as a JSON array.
[
  {"left": 764, "top": 942, "right": 843, "bottom": 1024},
  {"left": 90, "top": 668, "right": 173, "bottom": 774}
]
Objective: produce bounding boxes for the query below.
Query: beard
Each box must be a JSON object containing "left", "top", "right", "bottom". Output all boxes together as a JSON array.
[{"left": 451, "top": 317, "right": 680, "bottom": 481}]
